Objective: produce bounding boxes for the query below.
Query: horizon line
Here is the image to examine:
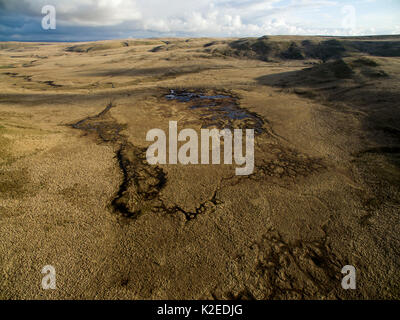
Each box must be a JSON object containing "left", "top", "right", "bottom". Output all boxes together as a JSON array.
[{"left": 1, "top": 34, "right": 400, "bottom": 43}]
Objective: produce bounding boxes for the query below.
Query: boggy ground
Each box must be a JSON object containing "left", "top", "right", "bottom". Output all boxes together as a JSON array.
[{"left": 0, "top": 36, "right": 399, "bottom": 299}]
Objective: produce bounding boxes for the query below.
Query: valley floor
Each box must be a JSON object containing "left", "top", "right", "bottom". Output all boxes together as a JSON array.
[{"left": 0, "top": 37, "right": 399, "bottom": 299}]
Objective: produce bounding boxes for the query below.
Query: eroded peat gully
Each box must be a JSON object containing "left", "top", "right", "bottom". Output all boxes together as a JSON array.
[{"left": 70, "top": 97, "right": 230, "bottom": 221}]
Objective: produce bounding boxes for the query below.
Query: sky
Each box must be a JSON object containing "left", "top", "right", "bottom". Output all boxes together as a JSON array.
[{"left": 0, "top": 0, "right": 399, "bottom": 41}]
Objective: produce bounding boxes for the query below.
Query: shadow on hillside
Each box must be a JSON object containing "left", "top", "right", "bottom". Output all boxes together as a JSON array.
[
  {"left": 84, "top": 65, "right": 227, "bottom": 78},
  {"left": 256, "top": 59, "right": 400, "bottom": 208},
  {"left": 256, "top": 60, "right": 400, "bottom": 165}
]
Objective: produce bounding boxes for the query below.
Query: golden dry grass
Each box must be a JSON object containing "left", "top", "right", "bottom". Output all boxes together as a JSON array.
[{"left": 0, "top": 36, "right": 399, "bottom": 299}]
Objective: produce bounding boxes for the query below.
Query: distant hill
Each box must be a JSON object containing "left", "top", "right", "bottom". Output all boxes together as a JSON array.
[{"left": 204, "top": 35, "right": 400, "bottom": 62}]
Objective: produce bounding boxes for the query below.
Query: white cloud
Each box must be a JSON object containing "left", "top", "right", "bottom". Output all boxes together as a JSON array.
[{"left": 0, "top": 0, "right": 397, "bottom": 38}]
